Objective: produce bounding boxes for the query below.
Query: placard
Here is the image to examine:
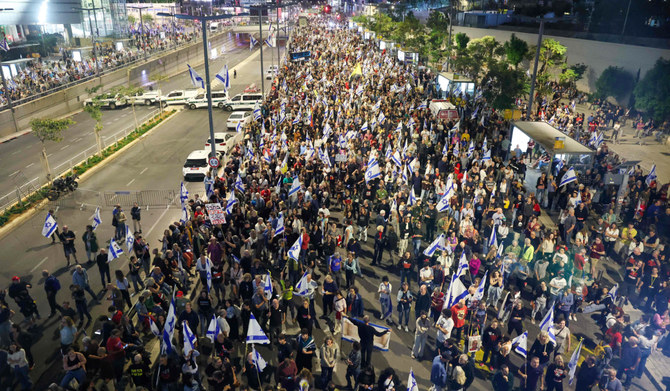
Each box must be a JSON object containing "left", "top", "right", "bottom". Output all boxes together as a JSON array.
[
  {"left": 335, "top": 153, "right": 347, "bottom": 162},
  {"left": 468, "top": 335, "right": 481, "bottom": 353},
  {"left": 341, "top": 316, "right": 390, "bottom": 351},
  {"left": 205, "top": 203, "right": 226, "bottom": 225}
]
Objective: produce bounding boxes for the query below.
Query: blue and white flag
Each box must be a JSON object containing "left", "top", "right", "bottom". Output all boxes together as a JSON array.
[
  {"left": 482, "top": 137, "right": 488, "bottom": 151},
  {"left": 0, "top": 39, "right": 9, "bottom": 52},
  {"left": 251, "top": 344, "right": 268, "bottom": 371},
  {"left": 182, "top": 320, "right": 197, "bottom": 355},
  {"left": 540, "top": 307, "right": 557, "bottom": 345},
  {"left": 559, "top": 167, "right": 577, "bottom": 187},
  {"left": 274, "top": 213, "right": 285, "bottom": 237},
  {"left": 407, "top": 369, "right": 419, "bottom": 391},
  {"left": 235, "top": 174, "right": 245, "bottom": 193},
  {"left": 418, "top": 101, "right": 427, "bottom": 109},
  {"left": 568, "top": 338, "right": 583, "bottom": 385},
  {"left": 125, "top": 225, "right": 135, "bottom": 253},
  {"left": 288, "top": 235, "right": 302, "bottom": 261},
  {"left": 437, "top": 180, "right": 455, "bottom": 212},
  {"left": 225, "top": 191, "right": 238, "bottom": 214},
  {"left": 92, "top": 207, "right": 102, "bottom": 230},
  {"left": 385, "top": 144, "right": 393, "bottom": 161},
  {"left": 444, "top": 274, "right": 468, "bottom": 309},
  {"left": 250, "top": 35, "right": 258, "bottom": 50},
  {"left": 423, "top": 234, "right": 445, "bottom": 257},
  {"left": 473, "top": 271, "right": 487, "bottom": 302},
  {"left": 264, "top": 34, "right": 275, "bottom": 48},
  {"left": 481, "top": 149, "right": 491, "bottom": 162},
  {"left": 206, "top": 314, "right": 220, "bottom": 343},
  {"left": 164, "top": 290, "right": 177, "bottom": 339},
  {"left": 378, "top": 111, "right": 386, "bottom": 124},
  {"left": 215, "top": 64, "right": 230, "bottom": 89},
  {"left": 608, "top": 284, "right": 619, "bottom": 302},
  {"left": 187, "top": 64, "right": 204, "bottom": 89},
  {"left": 453, "top": 142, "right": 459, "bottom": 157},
  {"left": 467, "top": 141, "right": 475, "bottom": 158},
  {"left": 204, "top": 175, "right": 214, "bottom": 198},
  {"left": 355, "top": 84, "right": 364, "bottom": 96},
  {"left": 42, "top": 213, "right": 58, "bottom": 238},
  {"left": 360, "top": 121, "right": 369, "bottom": 133},
  {"left": 236, "top": 121, "right": 243, "bottom": 133},
  {"left": 246, "top": 313, "right": 270, "bottom": 344},
  {"left": 288, "top": 178, "right": 301, "bottom": 197},
  {"left": 365, "top": 157, "right": 381, "bottom": 183},
  {"left": 205, "top": 257, "right": 212, "bottom": 292},
  {"left": 294, "top": 271, "right": 310, "bottom": 296},
  {"left": 471, "top": 105, "right": 479, "bottom": 120},
  {"left": 488, "top": 225, "right": 497, "bottom": 247},
  {"left": 456, "top": 253, "right": 468, "bottom": 279},
  {"left": 395, "top": 121, "right": 403, "bottom": 133},
  {"left": 407, "top": 187, "right": 417, "bottom": 206},
  {"left": 161, "top": 328, "right": 173, "bottom": 354},
  {"left": 646, "top": 164, "right": 657, "bottom": 186},
  {"left": 264, "top": 272, "right": 273, "bottom": 299},
  {"left": 108, "top": 238, "right": 123, "bottom": 261},
  {"left": 253, "top": 102, "right": 261, "bottom": 121},
  {"left": 450, "top": 121, "right": 460, "bottom": 134},
  {"left": 627, "top": 165, "right": 635, "bottom": 176},
  {"left": 149, "top": 317, "right": 161, "bottom": 337},
  {"left": 391, "top": 150, "right": 403, "bottom": 168},
  {"left": 180, "top": 182, "right": 189, "bottom": 206},
  {"left": 512, "top": 331, "right": 528, "bottom": 357}
]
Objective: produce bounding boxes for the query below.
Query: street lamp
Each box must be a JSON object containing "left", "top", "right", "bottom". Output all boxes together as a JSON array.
[
  {"left": 127, "top": 5, "right": 150, "bottom": 59},
  {"left": 73, "top": 5, "right": 103, "bottom": 75},
  {"left": 157, "top": 12, "right": 237, "bottom": 160}
]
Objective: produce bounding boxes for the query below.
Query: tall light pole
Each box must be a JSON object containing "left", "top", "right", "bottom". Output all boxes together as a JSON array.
[
  {"left": 128, "top": 5, "right": 150, "bottom": 59},
  {"left": 73, "top": 6, "right": 103, "bottom": 75},
  {"left": 158, "top": 12, "right": 236, "bottom": 159}
]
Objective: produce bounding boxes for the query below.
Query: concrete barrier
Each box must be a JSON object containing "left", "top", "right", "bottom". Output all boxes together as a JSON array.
[{"left": 0, "top": 31, "right": 232, "bottom": 138}]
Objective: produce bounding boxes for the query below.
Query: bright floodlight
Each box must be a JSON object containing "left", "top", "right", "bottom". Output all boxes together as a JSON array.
[{"left": 38, "top": 0, "right": 49, "bottom": 23}]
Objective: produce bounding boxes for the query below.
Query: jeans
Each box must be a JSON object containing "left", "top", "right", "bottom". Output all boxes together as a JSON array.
[
  {"left": 400, "top": 269, "right": 412, "bottom": 289},
  {"left": 636, "top": 348, "right": 651, "bottom": 378},
  {"left": 76, "top": 300, "right": 92, "bottom": 322},
  {"left": 536, "top": 189, "right": 546, "bottom": 207},
  {"left": 346, "top": 366, "right": 360, "bottom": 389},
  {"left": 487, "top": 286, "right": 503, "bottom": 308},
  {"left": 128, "top": 273, "right": 145, "bottom": 292},
  {"left": 14, "top": 365, "right": 32, "bottom": 390},
  {"left": 99, "top": 267, "right": 111, "bottom": 286},
  {"left": 321, "top": 366, "right": 334, "bottom": 387},
  {"left": 532, "top": 299, "right": 546, "bottom": 322},
  {"left": 412, "top": 333, "right": 428, "bottom": 359},
  {"left": 380, "top": 296, "right": 391, "bottom": 319},
  {"left": 115, "top": 223, "right": 126, "bottom": 241},
  {"left": 412, "top": 238, "right": 422, "bottom": 258},
  {"left": 60, "top": 368, "right": 86, "bottom": 388},
  {"left": 398, "top": 305, "right": 410, "bottom": 326}
]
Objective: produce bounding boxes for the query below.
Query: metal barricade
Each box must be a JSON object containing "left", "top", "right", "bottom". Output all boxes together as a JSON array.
[{"left": 103, "top": 190, "right": 178, "bottom": 208}]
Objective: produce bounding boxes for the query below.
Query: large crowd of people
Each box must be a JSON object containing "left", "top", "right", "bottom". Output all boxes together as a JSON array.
[
  {"left": 0, "top": 13, "right": 669, "bottom": 391},
  {"left": 0, "top": 24, "right": 200, "bottom": 108}
]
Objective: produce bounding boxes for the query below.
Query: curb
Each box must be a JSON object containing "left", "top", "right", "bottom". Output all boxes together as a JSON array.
[{"left": 0, "top": 108, "right": 182, "bottom": 241}]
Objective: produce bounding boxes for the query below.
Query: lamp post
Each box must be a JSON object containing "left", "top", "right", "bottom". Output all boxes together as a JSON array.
[
  {"left": 127, "top": 5, "right": 150, "bottom": 59},
  {"left": 73, "top": 6, "right": 103, "bottom": 75},
  {"left": 157, "top": 12, "right": 235, "bottom": 160}
]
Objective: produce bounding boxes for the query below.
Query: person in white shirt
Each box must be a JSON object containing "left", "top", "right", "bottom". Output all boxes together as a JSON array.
[
  {"left": 419, "top": 262, "right": 434, "bottom": 289},
  {"left": 8, "top": 343, "right": 32, "bottom": 390},
  {"left": 378, "top": 276, "right": 393, "bottom": 321},
  {"left": 435, "top": 309, "right": 454, "bottom": 352},
  {"left": 549, "top": 272, "right": 567, "bottom": 305}
]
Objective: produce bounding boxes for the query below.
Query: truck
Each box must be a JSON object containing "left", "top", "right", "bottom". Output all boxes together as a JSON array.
[
  {"left": 83, "top": 93, "right": 128, "bottom": 109},
  {"left": 429, "top": 100, "right": 459, "bottom": 120}
]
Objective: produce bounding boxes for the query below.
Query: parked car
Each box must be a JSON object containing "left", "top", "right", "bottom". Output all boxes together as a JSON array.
[
  {"left": 127, "top": 89, "right": 162, "bottom": 105},
  {"left": 159, "top": 89, "right": 200, "bottom": 106},
  {"left": 83, "top": 93, "right": 128, "bottom": 109},
  {"left": 226, "top": 111, "right": 252, "bottom": 130},
  {"left": 205, "top": 132, "right": 235, "bottom": 155},
  {"left": 182, "top": 150, "right": 210, "bottom": 181},
  {"left": 186, "top": 90, "right": 230, "bottom": 109},
  {"left": 222, "top": 93, "right": 263, "bottom": 112}
]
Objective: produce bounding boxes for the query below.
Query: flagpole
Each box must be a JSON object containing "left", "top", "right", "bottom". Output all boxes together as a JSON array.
[{"left": 254, "top": 343, "right": 263, "bottom": 388}]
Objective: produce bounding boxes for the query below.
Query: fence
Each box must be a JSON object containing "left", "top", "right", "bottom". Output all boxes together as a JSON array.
[
  {"left": 103, "top": 189, "right": 179, "bottom": 208},
  {"left": 0, "top": 107, "right": 160, "bottom": 215}
]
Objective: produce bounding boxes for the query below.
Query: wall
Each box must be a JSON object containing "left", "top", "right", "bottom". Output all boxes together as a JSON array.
[
  {"left": 451, "top": 26, "right": 670, "bottom": 93},
  {"left": 0, "top": 31, "right": 231, "bottom": 138}
]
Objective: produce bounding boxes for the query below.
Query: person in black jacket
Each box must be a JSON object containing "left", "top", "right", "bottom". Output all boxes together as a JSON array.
[
  {"left": 350, "top": 315, "right": 390, "bottom": 368},
  {"left": 575, "top": 355, "right": 599, "bottom": 391},
  {"left": 153, "top": 354, "right": 180, "bottom": 391},
  {"left": 43, "top": 270, "right": 63, "bottom": 317},
  {"left": 481, "top": 319, "right": 503, "bottom": 370},
  {"left": 357, "top": 365, "right": 376, "bottom": 391}
]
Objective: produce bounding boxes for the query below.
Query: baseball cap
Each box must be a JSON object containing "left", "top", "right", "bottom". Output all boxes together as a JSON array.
[{"left": 11, "top": 276, "right": 19, "bottom": 281}]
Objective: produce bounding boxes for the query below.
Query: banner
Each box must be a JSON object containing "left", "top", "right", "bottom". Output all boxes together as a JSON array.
[
  {"left": 341, "top": 316, "right": 390, "bottom": 351},
  {"left": 205, "top": 203, "right": 226, "bottom": 225}
]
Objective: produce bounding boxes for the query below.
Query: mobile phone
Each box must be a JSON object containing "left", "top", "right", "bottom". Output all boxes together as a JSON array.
[{"left": 123, "top": 344, "right": 129, "bottom": 349}]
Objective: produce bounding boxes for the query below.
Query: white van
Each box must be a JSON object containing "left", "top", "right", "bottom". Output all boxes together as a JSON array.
[
  {"left": 160, "top": 89, "right": 200, "bottom": 106},
  {"left": 182, "top": 150, "right": 210, "bottom": 181},
  {"left": 222, "top": 93, "right": 263, "bottom": 112},
  {"left": 186, "top": 90, "right": 230, "bottom": 109}
]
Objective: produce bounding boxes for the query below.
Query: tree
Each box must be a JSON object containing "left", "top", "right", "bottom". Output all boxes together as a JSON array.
[
  {"left": 454, "top": 32, "right": 470, "bottom": 52},
  {"left": 503, "top": 34, "right": 528, "bottom": 68},
  {"left": 426, "top": 10, "right": 449, "bottom": 34},
  {"left": 559, "top": 63, "right": 587, "bottom": 87},
  {"left": 595, "top": 66, "right": 634, "bottom": 101},
  {"left": 128, "top": 15, "right": 137, "bottom": 25},
  {"left": 634, "top": 58, "right": 670, "bottom": 122},
  {"left": 115, "top": 86, "right": 144, "bottom": 130},
  {"left": 481, "top": 61, "right": 529, "bottom": 110},
  {"left": 31, "top": 118, "right": 75, "bottom": 181},
  {"left": 84, "top": 103, "right": 104, "bottom": 157},
  {"left": 528, "top": 38, "right": 567, "bottom": 112},
  {"left": 141, "top": 13, "right": 154, "bottom": 24}
]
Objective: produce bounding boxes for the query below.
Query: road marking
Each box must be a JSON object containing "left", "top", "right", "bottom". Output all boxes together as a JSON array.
[
  {"left": 104, "top": 121, "right": 112, "bottom": 126},
  {"left": 126, "top": 178, "right": 136, "bottom": 186},
  {"left": 113, "top": 117, "right": 120, "bottom": 122},
  {"left": 60, "top": 144, "right": 70, "bottom": 150},
  {"left": 139, "top": 167, "right": 149, "bottom": 175},
  {"left": 146, "top": 205, "right": 172, "bottom": 237},
  {"left": 11, "top": 150, "right": 20, "bottom": 155},
  {"left": 9, "top": 170, "right": 19, "bottom": 176},
  {"left": 121, "top": 113, "right": 128, "bottom": 117},
  {"left": 47, "top": 154, "right": 52, "bottom": 158},
  {"left": 26, "top": 163, "right": 34, "bottom": 168},
  {"left": 30, "top": 256, "right": 49, "bottom": 273},
  {"left": 72, "top": 137, "right": 82, "bottom": 142}
]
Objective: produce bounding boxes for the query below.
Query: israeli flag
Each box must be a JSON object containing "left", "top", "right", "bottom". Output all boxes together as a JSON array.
[
  {"left": 402, "top": 165, "right": 408, "bottom": 184},
  {"left": 149, "top": 317, "right": 161, "bottom": 337},
  {"left": 646, "top": 164, "right": 657, "bottom": 186},
  {"left": 467, "top": 141, "right": 475, "bottom": 158},
  {"left": 378, "top": 111, "right": 386, "bottom": 124},
  {"left": 391, "top": 150, "right": 402, "bottom": 167},
  {"left": 488, "top": 225, "right": 497, "bottom": 247},
  {"left": 471, "top": 105, "right": 479, "bottom": 120},
  {"left": 539, "top": 307, "right": 557, "bottom": 345},
  {"left": 125, "top": 226, "right": 135, "bottom": 253},
  {"left": 450, "top": 121, "right": 460, "bottom": 133},
  {"left": 264, "top": 35, "right": 275, "bottom": 48},
  {"left": 288, "top": 235, "right": 302, "bottom": 261},
  {"left": 456, "top": 253, "right": 469, "bottom": 279},
  {"left": 180, "top": 182, "right": 189, "bottom": 206},
  {"left": 444, "top": 273, "right": 468, "bottom": 309},
  {"left": 288, "top": 178, "right": 301, "bottom": 197},
  {"left": 555, "top": 158, "right": 564, "bottom": 172},
  {"left": 250, "top": 35, "right": 258, "bottom": 50},
  {"left": 512, "top": 331, "right": 528, "bottom": 357},
  {"left": 253, "top": 102, "right": 262, "bottom": 121},
  {"left": 608, "top": 284, "right": 619, "bottom": 302},
  {"left": 42, "top": 213, "right": 58, "bottom": 238},
  {"left": 393, "top": 121, "right": 402, "bottom": 133},
  {"left": 407, "top": 117, "right": 415, "bottom": 128},
  {"left": 442, "top": 142, "right": 449, "bottom": 156},
  {"left": 92, "top": 207, "right": 102, "bottom": 231},
  {"left": 418, "top": 101, "right": 427, "bottom": 109},
  {"left": 294, "top": 271, "right": 310, "bottom": 296},
  {"left": 571, "top": 100, "right": 576, "bottom": 111},
  {"left": 407, "top": 369, "right": 419, "bottom": 391},
  {"left": 365, "top": 157, "right": 382, "bottom": 183},
  {"left": 473, "top": 271, "right": 487, "bottom": 302},
  {"left": 164, "top": 291, "right": 177, "bottom": 338},
  {"left": 108, "top": 238, "right": 123, "bottom": 262},
  {"left": 481, "top": 149, "right": 491, "bottom": 162},
  {"left": 236, "top": 121, "right": 243, "bottom": 133},
  {"left": 251, "top": 345, "right": 268, "bottom": 371},
  {"left": 161, "top": 328, "right": 173, "bottom": 354},
  {"left": 390, "top": 198, "right": 397, "bottom": 214},
  {"left": 627, "top": 165, "right": 635, "bottom": 176},
  {"left": 225, "top": 192, "right": 237, "bottom": 214},
  {"left": 568, "top": 338, "right": 583, "bottom": 385},
  {"left": 373, "top": 101, "right": 381, "bottom": 112},
  {"left": 453, "top": 142, "right": 459, "bottom": 157},
  {"left": 385, "top": 144, "right": 393, "bottom": 161},
  {"left": 423, "top": 234, "right": 445, "bottom": 257},
  {"left": 205, "top": 257, "right": 212, "bottom": 292},
  {"left": 408, "top": 187, "right": 417, "bottom": 206},
  {"left": 204, "top": 176, "right": 214, "bottom": 198},
  {"left": 497, "top": 240, "right": 505, "bottom": 258},
  {"left": 482, "top": 137, "right": 488, "bottom": 151},
  {"left": 246, "top": 313, "right": 270, "bottom": 344},
  {"left": 559, "top": 167, "right": 577, "bottom": 187},
  {"left": 274, "top": 214, "right": 285, "bottom": 237},
  {"left": 215, "top": 64, "right": 230, "bottom": 89},
  {"left": 182, "top": 321, "right": 197, "bottom": 356},
  {"left": 360, "top": 121, "right": 368, "bottom": 133},
  {"left": 264, "top": 272, "right": 273, "bottom": 299},
  {"left": 205, "top": 314, "right": 221, "bottom": 343},
  {"left": 235, "top": 174, "right": 245, "bottom": 193},
  {"left": 0, "top": 39, "right": 9, "bottom": 52},
  {"left": 187, "top": 64, "right": 205, "bottom": 89},
  {"left": 355, "top": 84, "right": 364, "bottom": 96}
]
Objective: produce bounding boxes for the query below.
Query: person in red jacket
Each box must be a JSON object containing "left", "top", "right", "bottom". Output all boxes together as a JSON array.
[{"left": 451, "top": 299, "right": 468, "bottom": 344}]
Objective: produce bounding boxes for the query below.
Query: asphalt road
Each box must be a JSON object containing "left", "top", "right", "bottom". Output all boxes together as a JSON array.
[
  {"left": 0, "top": 30, "right": 279, "bottom": 211},
  {"left": 1, "top": 41, "right": 279, "bottom": 389}
]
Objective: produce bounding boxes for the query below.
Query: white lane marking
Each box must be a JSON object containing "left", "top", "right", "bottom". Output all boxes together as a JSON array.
[
  {"left": 30, "top": 256, "right": 49, "bottom": 273},
  {"left": 26, "top": 163, "right": 34, "bottom": 168},
  {"left": 104, "top": 121, "right": 112, "bottom": 126},
  {"left": 126, "top": 178, "right": 136, "bottom": 186},
  {"left": 47, "top": 154, "right": 53, "bottom": 158},
  {"left": 121, "top": 113, "right": 128, "bottom": 117},
  {"left": 9, "top": 170, "right": 19, "bottom": 176},
  {"left": 113, "top": 117, "right": 120, "bottom": 122},
  {"left": 146, "top": 205, "right": 172, "bottom": 237},
  {"left": 139, "top": 167, "right": 149, "bottom": 175},
  {"left": 60, "top": 145, "right": 70, "bottom": 150},
  {"left": 11, "top": 150, "right": 20, "bottom": 155},
  {"left": 72, "top": 137, "right": 82, "bottom": 142}
]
